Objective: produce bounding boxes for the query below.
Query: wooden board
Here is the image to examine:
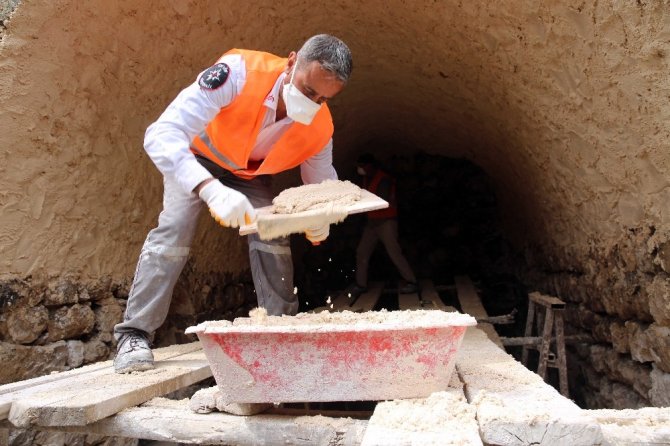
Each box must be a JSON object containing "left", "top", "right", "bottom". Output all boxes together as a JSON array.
[
  {"left": 0, "top": 342, "right": 203, "bottom": 421},
  {"left": 239, "top": 189, "right": 388, "bottom": 236},
  {"left": 26, "top": 397, "right": 368, "bottom": 446},
  {"left": 6, "top": 347, "right": 211, "bottom": 427},
  {"left": 419, "top": 279, "right": 449, "bottom": 311},
  {"left": 397, "top": 286, "right": 422, "bottom": 310},
  {"left": 349, "top": 282, "right": 384, "bottom": 312},
  {"left": 454, "top": 275, "right": 503, "bottom": 348},
  {"left": 456, "top": 327, "right": 603, "bottom": 446}
]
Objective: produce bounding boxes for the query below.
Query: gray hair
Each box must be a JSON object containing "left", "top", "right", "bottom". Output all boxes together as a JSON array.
[{"left": 297, "top": 34, "right": 353, "bottom": 83}]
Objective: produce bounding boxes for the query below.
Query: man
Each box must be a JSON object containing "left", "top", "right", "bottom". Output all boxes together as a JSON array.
[
  {"left": 351, "top": 153, "right": 418, "bottom": 296},
  {"left": 113, "top": 35, "right": 353, "bottom": 373}
]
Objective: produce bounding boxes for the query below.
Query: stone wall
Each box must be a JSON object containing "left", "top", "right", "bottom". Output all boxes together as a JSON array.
[
  {"left": 0, "top": 264, "right": 256, "bottom": 385},
  {"left": 518, "top": 226, "right": 670, "bottom": 409}
]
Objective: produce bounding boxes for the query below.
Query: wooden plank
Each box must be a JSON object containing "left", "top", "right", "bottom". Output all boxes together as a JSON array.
[
  {"left": 361, "top": 376, "right": 482, "bottom": 446},
  {"left": 350, "top": 282, "right": 384, "bottom": 312},
  {"left": 456, "top": 327, "right": 603, "bottom": 446},
  {"left": 21, "top": 397, "right": 368, "bottom": 446},
  {"left": 240, "top": 189, "right": 388, "bottom": 236},
  {"left": 529, "top": 292, "right": 565, "bottom": 309},
  {"left": 419, "top": 279, "right": 450, "bottom": 310},
  {"left": 397, "top": 281, "right": 422, "bottom": 310},
  {"left": 585, "top": 407, "right": 670, "bottom": 445},
  {"left": 0, "top": 342, "right": 203, "bottom": 420},
  {"left": 7, "top": 349, "right": 211, "bottom": 427},
  {"left": 454, "top": 275, "right": 503, "bottom": 348}
]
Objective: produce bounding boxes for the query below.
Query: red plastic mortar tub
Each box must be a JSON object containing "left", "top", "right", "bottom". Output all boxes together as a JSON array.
[{"left": 186, "top": 309, "right": 477, "bottom": 404}]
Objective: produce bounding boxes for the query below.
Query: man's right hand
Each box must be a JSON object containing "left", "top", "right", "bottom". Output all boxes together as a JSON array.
[{"left": 198, "top": 180, "right": 256, "bottom": 228}]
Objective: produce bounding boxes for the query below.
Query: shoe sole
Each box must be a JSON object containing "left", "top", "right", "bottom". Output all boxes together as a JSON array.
[{"left": 114, "top": 361, "right": 155, "bottom": 374}]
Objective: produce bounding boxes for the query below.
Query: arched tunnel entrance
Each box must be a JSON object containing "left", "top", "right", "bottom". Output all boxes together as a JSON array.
[{"left": 1, "top": 0, "right": 669, "bottom": 419}]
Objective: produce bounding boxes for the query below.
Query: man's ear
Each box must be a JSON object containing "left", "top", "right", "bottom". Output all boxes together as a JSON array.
[{"left": 285, "top": 51, "right": 297, "bottom": 73}]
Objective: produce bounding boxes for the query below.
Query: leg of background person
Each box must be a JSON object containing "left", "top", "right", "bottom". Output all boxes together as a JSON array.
[
  {"left": 378, "top": 219, "right": 417, "bottom": 283},
  {"left": 355, "top": 221, "right": 380, "bottom": 287}
]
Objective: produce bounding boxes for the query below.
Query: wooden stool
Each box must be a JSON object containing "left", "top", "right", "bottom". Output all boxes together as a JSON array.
[{"left": 521, "top": 292, "right": 569, "bottom": 397}]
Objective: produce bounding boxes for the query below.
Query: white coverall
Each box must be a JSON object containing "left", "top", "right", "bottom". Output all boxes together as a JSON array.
[{"left": 114, "top": 54, "right": 337, "bottom": 339}]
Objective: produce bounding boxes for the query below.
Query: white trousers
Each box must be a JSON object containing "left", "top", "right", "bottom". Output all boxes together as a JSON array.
[{"left": 115, "top": 160, "right": 296, "bottom": 340}]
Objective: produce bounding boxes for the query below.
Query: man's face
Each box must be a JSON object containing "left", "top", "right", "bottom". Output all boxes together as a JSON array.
[{"left": 285, "top": 52, "right": 345, "bottom": 104}]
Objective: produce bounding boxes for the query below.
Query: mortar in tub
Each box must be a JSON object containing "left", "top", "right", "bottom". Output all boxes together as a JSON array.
[{"left": 186, "top": 309, "right": 476, "bottom": 403}]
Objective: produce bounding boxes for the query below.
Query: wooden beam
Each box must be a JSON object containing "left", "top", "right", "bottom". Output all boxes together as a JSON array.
[
  {"left": 7, "top": 349, "right": 211, "bottom": 427},
  {"left": 0, "top": 342, "right": 203, "bottom": 421},
  {"left": 397, "top": 281, "right": 422, "bottom": 310},
  {"left": 16, "top": 397, "right": 368, "bottom": 446},
  {"left": 350, "top": 282, "right": 384, "bottom": 313},
  {"left": 500, "top": 334, "right": 593, "bottom": 347},
  {"left": 454, "top": 276, "right": 503, "bottom": 347},
  {"left": 585, "top": 407, "right": 670, "bottom": 445},
  {"left": 361, "top": 376, "right": 482, "bottom": 446},
  {"left": 529, "top": 292, "right": 566, "bottom": 309},
  {"left": 456, "top": 327, "right": 603, "bottom": 445},
  {"left": 419, "top": 279, "right": 449, "bottom": 310}
]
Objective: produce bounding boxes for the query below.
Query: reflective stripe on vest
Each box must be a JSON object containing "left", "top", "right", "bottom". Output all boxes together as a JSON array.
[
  {"left": 191, "top": 49, "right": 334, "bottom": 179},
  {"left": 366, "top": 170, "right": 398, "bottom": 219}
]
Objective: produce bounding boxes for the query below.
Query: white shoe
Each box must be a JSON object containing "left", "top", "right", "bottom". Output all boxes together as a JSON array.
[{"left": 114, "top": 331, "right": 154, "bottom": 373}]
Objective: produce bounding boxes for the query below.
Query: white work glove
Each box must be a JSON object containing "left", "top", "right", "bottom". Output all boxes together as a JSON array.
[
  {"left": 305, "top": 223, "right": 329, "bottom": 245},
  {"left": 198, "top": 180, "right": 256, "bottom": 228}
]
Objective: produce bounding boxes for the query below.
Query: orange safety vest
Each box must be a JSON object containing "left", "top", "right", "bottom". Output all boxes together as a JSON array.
[
  {"left": 191, "top": 49, "right": 334, "bottom": 179},
  {"left": 365, "top": 170, "right": 398, "bottom": 219}
]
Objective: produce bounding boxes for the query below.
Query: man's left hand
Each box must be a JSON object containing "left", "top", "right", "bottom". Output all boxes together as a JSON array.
[{"left": 305, "top": 223, "right": 329, "bottom": 245}]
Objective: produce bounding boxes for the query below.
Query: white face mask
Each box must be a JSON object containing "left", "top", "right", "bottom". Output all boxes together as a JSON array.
[
  {"left": 357, "top": 166, "right": 366, "bottom": 176},
  {"left": 282, "top": 57, "right": 322, "bottom": 125}
]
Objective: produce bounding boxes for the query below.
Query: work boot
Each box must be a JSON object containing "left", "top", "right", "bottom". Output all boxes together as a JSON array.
[
  {"left": 398, "top": 282, "right": 418, "bottom": 294},
  {"left": 114, "top": 330, "right": 154, "bottom": 373},
  {"left": 347, "top": 283, "right": 367, "bottom": 299}
]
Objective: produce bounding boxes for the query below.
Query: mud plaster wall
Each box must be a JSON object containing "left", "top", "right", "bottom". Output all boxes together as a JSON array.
[{"left": 1, "top": 0, "right": 670, "bottom": 405}]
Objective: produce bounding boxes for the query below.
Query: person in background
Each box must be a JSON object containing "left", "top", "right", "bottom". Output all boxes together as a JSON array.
[
  {"left": 114, "top": 35, "right": 352, "bottom": 373},
  {"left": 351, "top": 153, "right": 418, "bottom": 296}
]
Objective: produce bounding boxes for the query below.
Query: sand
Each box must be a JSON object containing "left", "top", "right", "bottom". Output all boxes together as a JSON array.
[
  {"left": 271, "top": 180, "right": 362, "bottom": 214},
  {"left": 195, "top": 308, "right": 476, "bottom": 332}
]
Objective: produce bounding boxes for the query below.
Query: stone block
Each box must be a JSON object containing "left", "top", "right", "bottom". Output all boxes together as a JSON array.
[
  {"left": 592, "top": 379, "right": 649, "bottom": 409},
  {"left": 0, "top": 341, "right": 68, "bottom": 384},
  {"left": 87, "top": 276, "right": 113, "bottom": 301},
  {"left": 94, "top": 299, "right": 124, "bottom": 334},
  {"left": 589, "top": 344, "right": 652, "bottom": 398},
  {"left": 610, "top": 320, "right": 629, "bottom": 353},
  {"left": 6, "top": 305, "right": 48, "bottom": 344},
  {"left": 650, "top": 364, "right": 670, "bottom": 407},
  {"left": 47, "top": 304, "right": 95, "bottom": 341},
  {"left": 627, "top": 321, "right": 655, "bottom": 363},
  {"left": 67, "top": 340, "right": 85, "bottom": 368},
  {"left": 43, "top": 278, "right": 79, "bottom": 306},
  {"left": 83, "top": 339, "right": 110, "bottom": 363},
  {"left": 648, "top": 324, "right": 670, "bottom": 373},
  {"left": 647, "top": 275, "right": 670, "bottom": 326}
]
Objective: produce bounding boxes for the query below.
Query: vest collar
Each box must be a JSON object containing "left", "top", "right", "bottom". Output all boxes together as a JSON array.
[{"left": 263, "top": 71, "right": 286, "bottom": 112}]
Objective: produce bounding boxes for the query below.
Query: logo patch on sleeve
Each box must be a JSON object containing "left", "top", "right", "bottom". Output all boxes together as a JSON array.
[{"left": 198, "top": 63, "right": 230, "bottom": 90}]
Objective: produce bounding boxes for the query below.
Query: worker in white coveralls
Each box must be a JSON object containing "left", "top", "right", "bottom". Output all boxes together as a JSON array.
[{"left": 113, "top": 35, "right": 353, "bottom": 373}]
